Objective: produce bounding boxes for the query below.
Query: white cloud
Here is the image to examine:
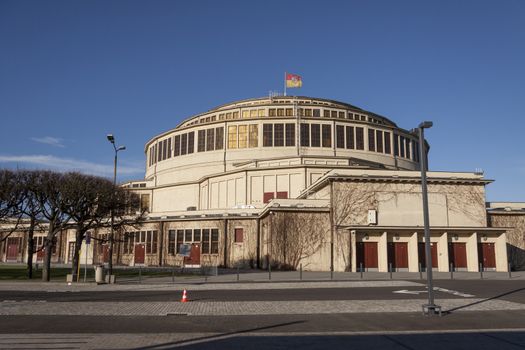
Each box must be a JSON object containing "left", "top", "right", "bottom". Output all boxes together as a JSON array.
[
  {"left": 31, "top": 136, "right": 65, "bottom": 148},
  {"left": 0, "top": 155, "right": 144, "bottom": 177}
]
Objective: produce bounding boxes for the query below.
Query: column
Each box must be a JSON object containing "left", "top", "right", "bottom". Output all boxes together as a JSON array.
[
  {"left": 467, "top": 232, "right": 479, "bottom": 272},
  {"left": 496, "top": 232, "right": 509, "bottom": 272},
  {"left": 378, "top": 231, "right": 388, "bottom": 272},
  {"left": 408, "top": 232, "right": 419, "bottom": 272},
  {"left": 351, "top": 230, "right": 357, "bottom": 272},
  {"left": 438, "top": 232, "right": 449, "bottom": 272}
]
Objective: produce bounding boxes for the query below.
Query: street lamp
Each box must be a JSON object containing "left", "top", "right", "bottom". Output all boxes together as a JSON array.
[
  {"left": 412, "top": 121, "right": 441, "bottom": 316},
  {"left": 106, "top": 134, "right": 126, "bottom": 277}
]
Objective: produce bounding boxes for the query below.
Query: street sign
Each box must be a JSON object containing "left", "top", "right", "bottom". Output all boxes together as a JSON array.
[{"left": 179, "top": 244, "right": 191, "bottom": 257}]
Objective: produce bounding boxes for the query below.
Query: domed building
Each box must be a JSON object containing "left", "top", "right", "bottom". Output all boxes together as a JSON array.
[{"left": 113, "top": 95, "right": 508, "bottom": 273}]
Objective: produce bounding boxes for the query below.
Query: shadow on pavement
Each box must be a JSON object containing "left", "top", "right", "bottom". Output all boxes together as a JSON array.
[
  {"left": 445, "top": 287, "right": 525, "bottom": 314},
  {"left": 135, "top": 331, "right": 525, "bottom": 350}
]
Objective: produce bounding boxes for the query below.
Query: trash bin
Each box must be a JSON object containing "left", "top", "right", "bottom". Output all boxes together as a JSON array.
[{"left": 95, "top": 265, "right": 105, "bottom": 284}]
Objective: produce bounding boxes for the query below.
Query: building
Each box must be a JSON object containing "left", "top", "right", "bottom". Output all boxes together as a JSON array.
[{"left": 1, "top": 96, "right": 518, "bottom": 272}]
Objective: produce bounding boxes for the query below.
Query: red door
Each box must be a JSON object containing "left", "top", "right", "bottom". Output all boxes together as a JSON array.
[
  {"left": 134, "top": 244, "right": 145, "bottom": 264},
  {"left": 6, "top": 238, "right": 19, "bottom": 261},
  {"left": 449, "top": 243, "right": 467, "bottom": 269},
  {"left": 478, "top": 243, "right": 496, "bottom": 268},
  {"left": 185, "top": 243, "right": 201, "bottom": 265},
  {"left": 388, "top": 242, "right": 408, "bottom": 269},
  {"left": 418, "top": 242, "right": 438, "bottom": 269},
  {"left": 356, "top": 242, "right": 378, "bottom": 269}
]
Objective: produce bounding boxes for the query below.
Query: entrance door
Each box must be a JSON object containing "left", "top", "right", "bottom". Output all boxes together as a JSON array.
[
  {"left": 478, "top": 243, "right": 496, "bottom": 269},
  {"left": 134, "top": 244, "right": 145, "bottom": 265},
  {"left": 68, "top": 242, "right": 76, "bottom": 263},
  {"left": 449, "top": 242, "right": 467, "bottom": 269},
  {"left": 36, "top": 237, "right": 45, "bottom": 262},
  {"left": 6, "top": 237, "right": 19, "bottom": 261},
  {"left": 103, "top": 245, "right": 109, "bottom": 263},
  {"left": 418, "top": 242, "right": 438, "bottom": 269},
  {"left": 185, "top": 243, "right": 201, "bottom": 266},
  {"left": 356, "top": 242, "right": 378, "bottom": 269},
  {"left": 388, "top": 242, "right": 408, "bottom": 269}
]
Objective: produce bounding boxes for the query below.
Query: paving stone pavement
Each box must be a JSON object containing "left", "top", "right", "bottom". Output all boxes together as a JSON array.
[{"left": 1, "top": 298, "right": 524, "bottom": 316}]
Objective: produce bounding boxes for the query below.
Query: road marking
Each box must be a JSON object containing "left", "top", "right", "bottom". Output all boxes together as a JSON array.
[
  {"left": 433, "top": 287, "right": 474, "bottom": 298},
  {"left": 393, "top": 290, "right": 427, "bottom": 295},
  {"left": 392, "top": 287, "right": 474, "bottom": 298}
]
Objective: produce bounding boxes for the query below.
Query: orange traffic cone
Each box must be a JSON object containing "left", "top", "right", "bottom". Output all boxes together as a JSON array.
[{"left": 181, "top": 289, "right": 188, "bottom": 303}]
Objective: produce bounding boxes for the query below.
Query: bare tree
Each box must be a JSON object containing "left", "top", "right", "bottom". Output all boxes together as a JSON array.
[
  {"left": 270, "top": 211, "right": 328, "bottom": 270},
  {"left": 35, "top": 171, "right": 71, "bottom": 282}
]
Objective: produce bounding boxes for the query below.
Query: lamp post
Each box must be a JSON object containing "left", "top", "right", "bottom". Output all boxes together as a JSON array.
[
  {"left": 413, "top": 121, "right": 441, "bottom": 316},
  {"left": 106, "top": 134, "right": 126, "bottom": 277}
]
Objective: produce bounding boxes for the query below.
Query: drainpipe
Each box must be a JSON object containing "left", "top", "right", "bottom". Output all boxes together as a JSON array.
[
  {"left": 223, "top": 219, "right": 228, "bottom": 267},
  {"left": 329, "top": 179, "right": 334, "bottom": 273},
  {"left": 256, "top": 217, "right": 261, "bottom": 269}
]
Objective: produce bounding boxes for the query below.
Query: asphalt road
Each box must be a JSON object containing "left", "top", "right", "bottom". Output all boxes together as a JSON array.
[{"left": 0, "top": 280, "right": 523, "bottom": 303}]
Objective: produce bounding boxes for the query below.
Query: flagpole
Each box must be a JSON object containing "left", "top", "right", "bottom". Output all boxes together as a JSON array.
[{"left": 284, "top": 72, "right": 287, "bottom": 96}]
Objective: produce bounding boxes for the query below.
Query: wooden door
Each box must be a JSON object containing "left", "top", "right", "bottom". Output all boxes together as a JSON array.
[
  {"left": 388, "top": 242, "right": 408, "bottom": 269},
  {"left": 6, "top": 238, "right": 19, "bottom": 260},
  {"left": 103, "top": 245, "right": 109, "bottom": 263},
  {"left": 356, "top": 242, "right": 378, "bottom": 269},
  {"left": 449, "top": 242, "right": 467, "bottom": 269},
  {"left": 134, "top": 244, "right": 145, "bottom": 264},
  {"left": 36, "top": 237, "right": 45, "bottom": 261},
  {"left": 478, "top": 243, "right": 496, "bottom": 268},
  {"left": 185, "top": 243, "right": 201, "bottom": 265},
  {"left": 418, "top": 242, "right": 438, "bottom": 268}
]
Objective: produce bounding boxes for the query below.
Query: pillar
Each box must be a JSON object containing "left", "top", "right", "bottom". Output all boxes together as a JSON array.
[
  {"left": 438, "top": 232, "right": 449, "bottom": 272},
  {"left": 378, "top": 231, "right": 388, "bottom": 272},
  {"left": 408, "top": 231, "right": 419, "bottom": 272},
  {"left": 467, "top": 232, "right": 479, "bottom": 272}
]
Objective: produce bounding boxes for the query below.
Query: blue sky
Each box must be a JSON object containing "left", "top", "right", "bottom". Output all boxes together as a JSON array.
[{"left": 0, "top": 0, "right": 524, "bottom": 201}]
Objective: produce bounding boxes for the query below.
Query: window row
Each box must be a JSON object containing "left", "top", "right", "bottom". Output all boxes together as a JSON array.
[
  {"left": 197, "top": 127, "right": 224, "bottom": 152},
  {"left": 262, "top": 123, "right": 295, "bottom": 147},
  {"left": 123, "top": 231, "right": 158, "bottom": 254},
  {"left": 300, "top": 123, "right": 332, "bottom": 148},
  {"left": 228, "top": 124, "right": 258, "bottom": 149},
  {"left": 367, "top": 128, "right": 392, "bottom": 155},
  {"left": 183, "top": 108, "right": 381, "bottom": 128},
  {"left": 335, "top": 125, "right": 365, "bottom": 150},
  {"left": 168, "top": 228, "right": 219, "bottom": 255},
  {"left": 149, "top": 137, "right": 172, "bottom": 166},
  {"left": 394, "top": 134, "right": 420, "bottom": 161}
]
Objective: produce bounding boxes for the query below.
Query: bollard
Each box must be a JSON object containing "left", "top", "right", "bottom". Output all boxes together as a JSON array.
[
  {"left": 389, "top": 263, "right": 393, "bottom": 279},
  {"left": 360, "top": 263, "right": 363, "bottom": 279},
  {"left": 450, "top": 263, "right": 453, "bottom": 280},
  {"left": 138, "top": 266, "right": 142, "bottom": 284},
  {"left": 479, "top": 263, "right": 483, "bottom": 279},
  {"left": 509, "top": 263, "right": 512, "bottom": 279},
  {"left": 237, "top": 266, "right": 240, "bottom": 282},
  {"left": 419, "top": 262, "right": 423, "bottom": 280},
  {"left": 269, "top": 264, "right": 272, "bottom": 281},
  {"left": 171, "top": 267, "right": 175, "bottom": 283},
  {"left": 300, "top": 264, "right": 303, "bottom": 281}
]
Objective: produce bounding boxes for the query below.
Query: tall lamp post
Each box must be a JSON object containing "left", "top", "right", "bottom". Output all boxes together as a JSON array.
[
  {"left": 106, "top": 134, "right": 126, "bottom": 277},
  {"left": 413, "top": 121, "right": 441, "bottom": 316}
]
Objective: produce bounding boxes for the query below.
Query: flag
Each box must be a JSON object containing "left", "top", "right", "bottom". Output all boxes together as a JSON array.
[{"left": 286, "top": 73, "right": 302, "bottom": 88}]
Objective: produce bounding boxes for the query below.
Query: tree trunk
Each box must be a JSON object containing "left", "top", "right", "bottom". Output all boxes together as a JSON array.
[
  {"left": 26, "top": 217, "right": 36, "bottom": 279},
  {"left": 42, "top": 222, "right": 55, "bottom": 282},
  {"left": 71, "top": 227, "right": 84, "bottom": 282}
]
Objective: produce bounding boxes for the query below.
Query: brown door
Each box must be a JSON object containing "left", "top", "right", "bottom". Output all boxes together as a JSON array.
[
  {"left": 356, "top": 242, "right": 378, "bottom": 269},
  {"left": 449, "top": 242, "right": 467, "bottom": 269},
  {"left": 6, "top": 238, "right": 19, "bottom": 260},
  {"left": 103, "top": 245, "right": 109, "bottom": 263},
  {"left": 388, "top": 242, "right": 408, "bottom": 269},
  {"left": 134, "top": 244, "right": 145, "bottom": 264},
  {"left": 185, "top": 243, "right": 201, "bottom": 265},
  {"left": 478, "top": 243, "right": 496, "bottom": 268},
  {"left": 418, "top": 242, "right": 438, "bottom": 269},
  {"left": 36, "top": 237, "right": 45, "bottom": 262}
]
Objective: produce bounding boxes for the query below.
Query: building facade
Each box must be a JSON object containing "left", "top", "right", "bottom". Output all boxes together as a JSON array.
[{"left": 1, "top": 96, "right": 518, "bottom": 272}]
